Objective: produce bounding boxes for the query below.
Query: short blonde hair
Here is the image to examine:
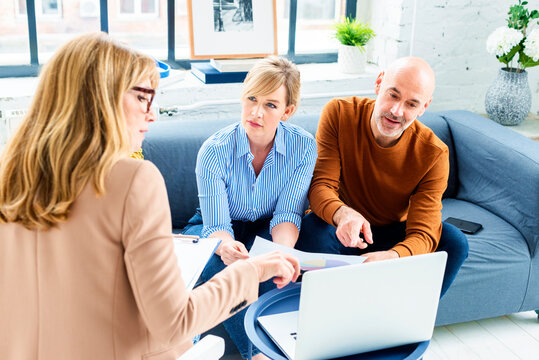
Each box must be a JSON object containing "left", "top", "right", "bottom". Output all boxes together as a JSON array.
[
  {"left": 241, "top": 56, "right": 301, "bottom": 109},
  {"left": 0, "top": 32, "right": 159, "bottom": 229}
]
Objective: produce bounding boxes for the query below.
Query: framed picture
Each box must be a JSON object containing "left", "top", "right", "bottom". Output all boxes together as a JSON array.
[{"left": 187, "top": 0, "right": 278, "bottom": 59}]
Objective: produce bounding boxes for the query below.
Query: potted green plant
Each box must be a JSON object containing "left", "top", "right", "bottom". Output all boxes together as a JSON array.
[
  {"left": 485, "top": 0, "right": 538, "bottom": 125},
  {"left": 333, "top": 16, "right": 375, "bottom": 74}
]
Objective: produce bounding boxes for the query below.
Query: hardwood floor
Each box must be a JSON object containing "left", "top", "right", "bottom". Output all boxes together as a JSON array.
[
  {"left": 222, "top": 311, "right": 539, "bottom": 360},
  {"left": 425, "top": 311, "right": 539, "bottom": 360}
]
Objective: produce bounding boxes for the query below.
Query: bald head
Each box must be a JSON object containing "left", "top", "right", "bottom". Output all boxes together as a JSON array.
[
  {"left": 370, "top": 57, "right": 436, "bottom": 147},
  {"left": 384, "top": 57, "right": 436, "bottom": 99}
]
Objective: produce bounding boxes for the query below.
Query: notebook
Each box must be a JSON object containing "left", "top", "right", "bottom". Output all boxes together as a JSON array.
[
  {"left": 190, "top": 62, "right": 248, "bottom": 84},
  {"left": 258, "top": 252, "right": 447, "bottom": 360}
]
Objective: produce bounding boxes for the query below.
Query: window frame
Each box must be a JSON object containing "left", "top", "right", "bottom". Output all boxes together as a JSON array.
[{"left": 0, "top": 0, "right": 357, "bottom": 77}]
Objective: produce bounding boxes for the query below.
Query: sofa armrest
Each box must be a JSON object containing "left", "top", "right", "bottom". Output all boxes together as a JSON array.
[{"left": 440, "top": 110, "right": 539, "bottom": 255}]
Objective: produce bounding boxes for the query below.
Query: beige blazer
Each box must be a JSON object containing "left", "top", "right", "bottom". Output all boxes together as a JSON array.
[{"left": 0, "top": 158, "right": 259, "bottom": 360}]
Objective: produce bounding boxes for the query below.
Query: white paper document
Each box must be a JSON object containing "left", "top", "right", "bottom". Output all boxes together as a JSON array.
[
  {"left": 173, "top": 235, "right": 221, "bottom": 291},
  {"left": 249, "top": 236, "right": 365, "bottom": 271}
]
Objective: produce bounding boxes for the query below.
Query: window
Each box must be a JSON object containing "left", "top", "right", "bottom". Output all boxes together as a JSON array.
[
  {"left": 0, "top": 2, "right": 30, "bottom": 66},
  {"left": 16, "top": 0, "right": 27, "bottom": 15},
  {"left": 18, "top": 0, "right": 62, "bottom": 17},
  {"left": 0, "top": 0, "right": 357, "bottom": 77},
  {"left": 174, "top": 0, "right": 190, "bottom": 59},
  {"left": 119, "top": 0, "right": 159, "bottom": 17},
  {"left": 295, "top": 0, "right": 345, "bottom": 54},
  {"left": 35, "top": 0, "right": 99, "bottom": 64},
  {"left": 42, "top": 0, "right": 60, "bottom": 15},
  {"left": 80, "top": 0, "right": 100, "bottom": 18},
  {"left": 276, "top": 0, "right": 344, "bottom": 55},
  {"left": 272, "top": 0, "right": 291, "bottom": 55},
  {"left": 112, "top": 0, "right": 166, "bottom": 59}
]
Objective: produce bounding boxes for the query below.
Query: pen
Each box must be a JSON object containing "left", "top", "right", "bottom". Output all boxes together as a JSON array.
[{"left": 173, "top": 234, "right": 199, "bottom": 243}]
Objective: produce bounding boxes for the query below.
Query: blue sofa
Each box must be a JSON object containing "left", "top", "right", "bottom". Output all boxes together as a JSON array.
[{"left": 142, "top": 110, "right": 539, "bottom": 354}]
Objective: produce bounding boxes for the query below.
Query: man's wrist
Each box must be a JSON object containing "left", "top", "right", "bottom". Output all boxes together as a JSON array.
[{"left": 332, "top": 206, "right": 346, "bottom": 226}]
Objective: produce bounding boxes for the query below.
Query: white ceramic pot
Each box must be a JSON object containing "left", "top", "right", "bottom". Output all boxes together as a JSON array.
[{"left": 337, "top": 44, "right": 366, "bottom": 74}]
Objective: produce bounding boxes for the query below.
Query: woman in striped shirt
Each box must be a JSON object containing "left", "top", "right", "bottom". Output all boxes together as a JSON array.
[{"left": 183, "top": 56, "right": 316, "bottom": 360}]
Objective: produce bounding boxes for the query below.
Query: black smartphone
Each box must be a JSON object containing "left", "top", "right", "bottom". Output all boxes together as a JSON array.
[{"left": 445, "top": 217, "right": 483, "bottom": 234}]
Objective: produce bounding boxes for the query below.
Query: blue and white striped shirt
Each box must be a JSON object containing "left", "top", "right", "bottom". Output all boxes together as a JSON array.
[{"left": 195, "top": 121, "right": 317, "bottom": 239}]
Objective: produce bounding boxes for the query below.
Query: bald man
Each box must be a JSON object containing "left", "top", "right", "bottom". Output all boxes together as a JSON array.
[{"left": 297, "top": 57, "right": 468, "bottom": 296}]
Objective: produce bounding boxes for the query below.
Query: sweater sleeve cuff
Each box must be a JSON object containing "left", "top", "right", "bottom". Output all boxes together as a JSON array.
[
  {"left": 391, "top": 244, "right": 413, "bottom": 258},
  {"left": 324, "top": 200, "right": 346, "bottom": 227}
]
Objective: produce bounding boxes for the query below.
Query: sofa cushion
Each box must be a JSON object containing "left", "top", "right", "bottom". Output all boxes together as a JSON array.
[
  {"left": 142, "top": 118, "right": 237, "bottom": 229},
  {"left": 521, "top": 240, "right": 539, "bottom": 311},
  {"left": 289, "top": 114, "right": 320, "bottom": 135},
  {"left": 436, "top": 198, "right": 531, "bottom": 326},
  {"left": 418, "top": 113, "right": 458, "bottom": 198},
  {"left": 440, "top": 110, "right": 539, "bottom": 256}
]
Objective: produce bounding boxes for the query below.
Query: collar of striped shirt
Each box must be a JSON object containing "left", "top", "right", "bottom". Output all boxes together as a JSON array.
[{"left": 235, "top": 122, "right": 287, "bottom": 158}]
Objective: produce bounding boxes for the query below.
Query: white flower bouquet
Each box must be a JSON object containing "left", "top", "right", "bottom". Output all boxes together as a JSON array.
[{"left": 486, "top": 0, "right": 539, "bottom": 71}]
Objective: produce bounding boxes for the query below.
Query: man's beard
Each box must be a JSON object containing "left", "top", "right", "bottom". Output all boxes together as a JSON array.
[{"left": 375, "top": 112, "right": 407, "bottom": 137}]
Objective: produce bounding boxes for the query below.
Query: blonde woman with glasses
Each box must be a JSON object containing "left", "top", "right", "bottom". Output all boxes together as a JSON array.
[{"left": 0, "top": 32, "right": 299, "bottom": 360}]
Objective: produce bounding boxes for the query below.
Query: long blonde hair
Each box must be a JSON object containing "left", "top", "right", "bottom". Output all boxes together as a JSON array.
[{"left": 0, "top": 32, "right": 159, "bottom": 229}]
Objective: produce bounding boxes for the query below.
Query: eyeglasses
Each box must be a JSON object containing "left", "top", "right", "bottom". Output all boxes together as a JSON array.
[{"left": 131, "top": 86, "right": 156, "bottom": 113}]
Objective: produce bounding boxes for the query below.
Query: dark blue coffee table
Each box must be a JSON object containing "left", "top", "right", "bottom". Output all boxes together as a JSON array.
[{"left": 244, "top": 283, "right": 430, "bottom": 360}]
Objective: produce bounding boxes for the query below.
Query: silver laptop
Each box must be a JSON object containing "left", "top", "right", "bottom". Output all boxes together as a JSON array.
[{"left": 258, "top": 252, "right": 447, "bottom": 360}]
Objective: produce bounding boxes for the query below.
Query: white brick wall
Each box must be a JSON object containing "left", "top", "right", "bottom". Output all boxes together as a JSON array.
[{"left": 365, "top": 0, "right": 539, "bottom": 114}]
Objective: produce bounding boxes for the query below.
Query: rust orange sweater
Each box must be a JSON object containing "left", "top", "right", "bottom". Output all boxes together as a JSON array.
[{"left": 309, "top": 97, "right": 449, "bottom": 257}]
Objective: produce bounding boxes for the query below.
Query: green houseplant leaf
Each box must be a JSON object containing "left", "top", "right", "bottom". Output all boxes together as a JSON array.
[
  {"left": 498, "top": 44, "right": 521, "bottom": 65},
  {"left": 518, "top": 52, "right": 539, "bottom": 68},
  {"left": 333, "top": 17, "right": 375, "bottom": 52}
]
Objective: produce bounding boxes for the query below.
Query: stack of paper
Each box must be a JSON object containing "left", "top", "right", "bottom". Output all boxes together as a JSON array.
[{"left": 210, "top": 58, "right": 258, "bottom": 72}]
